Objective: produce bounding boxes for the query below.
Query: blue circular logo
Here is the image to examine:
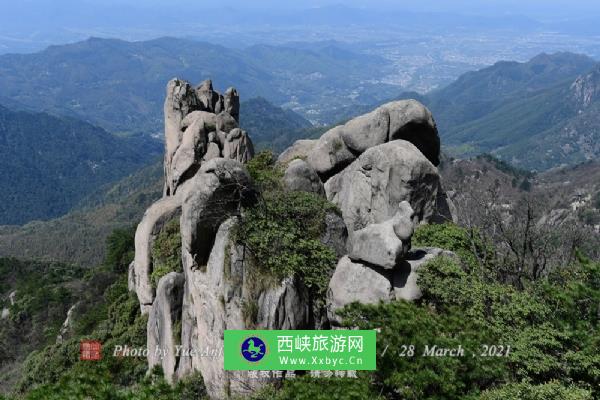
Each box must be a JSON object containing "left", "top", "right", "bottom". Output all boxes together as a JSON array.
[{"left": 241, "top": 336, "right": 266, "bottom": 362}]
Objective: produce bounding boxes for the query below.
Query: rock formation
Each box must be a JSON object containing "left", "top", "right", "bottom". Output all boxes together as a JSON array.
[
  {"left": 131, "top": 195, "right": 183, "bottom": 312},
  {"left": 147, "top": 272, "right": 184, "bottom": 383},
  {"left": 131, "top": 79, "right": 455, "bottom": 399},
  {"left": 304, "top": 99, "right": 440, "bottom": 181},
  {"left": 163, "top": 79, "right": 252, "bottom": 196},
  {"left": 133, "top": 79, "right": 311, "bottom": 398},
  {"left": 277, "top": 139, "right": 316, "bottom": 164},
  {"left": 347, "top": 201, "right": 415, "bottom": 269},
  {"left": 283, "top": 159, "right": 325, "bottom": 196},
  {"left": 327, "top": 248, "right": 457, "bottom": 325},
  {"left": 56, "top": 303, "right": 79, "bottom": 344},
  {"left": 324, "top": 141, "right": 442, "bottom": 235}
]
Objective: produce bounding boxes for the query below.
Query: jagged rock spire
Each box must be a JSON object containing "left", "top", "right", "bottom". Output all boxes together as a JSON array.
[{"left": 163, "top": 78, "right": 251, "bottom": 196}]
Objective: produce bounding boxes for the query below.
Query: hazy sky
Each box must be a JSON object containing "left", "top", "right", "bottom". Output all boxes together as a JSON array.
[
  {"left": 2, "top": 0, "right": 600, "bottom": 54},
  {"left": 3, "top": 0, "right": 600, "bottom": 19}
]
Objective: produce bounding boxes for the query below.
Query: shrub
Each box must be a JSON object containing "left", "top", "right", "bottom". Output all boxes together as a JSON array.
[
  {"left": 236, "top": 151, "right": 339, "bottom": 298},
  {"left": 150, "top": 218, "right": 182, "bottom": 288},
  {"left": 246, "top": 150, "right": 284, "bottom": 190},
  {"left": 237, "top": 188, "right": 338, "bottom": 297},
  {"left": 579, "top": 209, "right": 600, "bottom": 226},
  {"left": 105, "top": 227, "right": 136, "bottom": 273},
  {"left": 480, "top": 381, "right": 592, "bottom": 400},
  {"left": 412, "top": 222, "right": 493, "bottom": 270},
  {"left": 250, "top": 376, "right": 377, "bottom": 400},
  {"left": 338, "top": 300, "right": 507, "bottom": 400}
]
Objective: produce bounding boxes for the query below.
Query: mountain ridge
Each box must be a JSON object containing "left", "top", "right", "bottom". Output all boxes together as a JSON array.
[
  {"left": 438, "top": 59, "right": 600, "bottom": 169},
  {"left": 324, "top": 52, "right": 599, "bottom": 170},
  {"left": 0, "top": 104, "right": 161, "bottom": 225},
  {"left": 0, "top": 36, "right": 396, "bottom": 134}
]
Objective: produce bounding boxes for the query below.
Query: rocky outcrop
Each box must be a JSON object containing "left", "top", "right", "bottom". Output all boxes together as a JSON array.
[
  {"left": 177, "top": 218, "right": 309, "bottom": 398},
  {"left": 56, "top": 303, "right": 78, "bottom": 344},
  {"left": 164, "top": 79, "right": 200, "bottom": 196},
  {"left": 133, "top": 80, "right": 455, "bottom": 399},
  {"left": 347, "top": 202, "right": 414, "bottom": 269},
  {"left": 132, "top": 194, "right": 183, "bottom": 312},
  {"left": 169, "top": 111, "right": 215, "bottom": 189},
  {"left": 223, "top": 87, "right": 240, "bottom": 121},
  {"left": 196, "top": 79, "right": 221, "bottom": 113},
  {"left": 163, "top": 78, "right": 252, "bottom": 196},
  {"left": 277, "top": 139, "right": 316, "bottom": 165},
  {"left": 327, "top": 247, "right": 456, "bottom": 324},
  {"left": 340, "top": 107, "right": 390, "bottom": 153},
  {"left": 327, "top": 256, "right": 392, "bottom": 321},
  {"left": 179, "top": 159, "right": 253, "bottom": 279},
  {"left": 147, "top": 272, "right": 185, "bottom": 383},
  {"left": 223, "top": 128, "right": 254, "bottom": 163},
  {"left": 138, "top": 79, "right": 315, "bottom": 399},
  {"left": 283, "top": 159, "right": 325, "bottom": 196},
  {"left": 320, "top": 212, "right": 349, "bottom": 259},
  {"left": 2, "top": 290, "right": 16, "bottom": 318},
  {"left": 135, "top": 78, "right": 254, "bottom": 311},
  {"left": 571, "top": 65, "right": 600, "bottom": 109},
  {"left": 433, "top": 187, "right": 458, "bottom": 223},
  {"left": 325, "top": 140, "right": 441, "bottom": 235},
  {"left": 383, "top": 100, "right": 440, "bottom": 166},
  {"left": 306, "top": 99, "right": 439, "bottom": 180},
  {"left": 1, "top": 292, "right": 14, "bottom": 319},
  {"left": 307, "top": 126, "right": 357, "bottom": 179}
]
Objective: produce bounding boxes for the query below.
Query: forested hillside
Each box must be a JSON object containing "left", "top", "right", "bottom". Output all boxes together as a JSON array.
[
  {"left": 0, "top": 37, "right": 395, "bottom": 134},
  {"left": 0, "top": 105, "right": 161, "bottom": 225}
]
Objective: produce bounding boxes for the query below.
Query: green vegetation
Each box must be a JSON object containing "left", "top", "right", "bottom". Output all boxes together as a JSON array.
[
  {"left": 594, "top": 190, "right": 600, "bottom": 209},
  {"left": 240, "top": 97, "right": 313, "bottom": 152},
  {"left": 2, "top": 148, "right": 336, "bottom": 399},
  {"left": 250, "top": 376, "right": 377, "bottom": 400},
  {"left": 476, "top": 154, "right": 534, "bottom": 180},
  {"left": 2, "top": 227, "right": 208, "bottom": 399},
  {"left": 412, "top": 222, "right": 493, "bottom": 270},
  {"left": 2, "top": 151, "right": 597, "bottom": 399},
  {"left": 150, "top": 218, "right": 182, "bottom": 288},
  {"left": 245, "top": 150, "right": 285, "bottom": 189},
  {"left": 106, "top": 227, "right": 136, "bottom": 273},
  {"left": 237, "top": 151, "right": 339, "bottom": 298},
  {"left": 438, "top": 81, "right": 599, "bottom": 170},
  {"left": 19, "top": 367, "right": 207, "bottom": 400},
  {"left": 580, "top": 208, "right": 600, "bottom": 226},
  {"left": 0, "top": 259, "right": 86, "bottom": 392},
  {"left": 0, "top": 105, "right": 160, "bottom": 225},
  {"left": 253, "top": 222, "right": 599, "bottom": 400},
  {"left": 14, "top": 228, "right": 145, "bottom": 393},
  {"left": 0, "top": 160, "right": 163, "bottom": 267},
  {"left": 0, "top": 37, "right": 394, "bottom": 137},
  {"left": 417, "top": 52, "right": 599, "bottom": 170},
  {"left": 445, "top": 143, "right": 480, "bottom": 158},
  {"left": 480, "top": 382, "right": 592, "bottom": 400}
]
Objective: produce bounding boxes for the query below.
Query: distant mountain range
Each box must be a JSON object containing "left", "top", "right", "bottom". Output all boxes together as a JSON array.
[
  {"left": 0, "top": 105, "right": 161, "bottom": 225},
  {"left": 240, "top": 97, "right": 313, "bottom": 151},
  {"left": 423, "top": 52, "right": 600, "bottom": 169},
  {"left": 1, "top": 39, "right": 600, "bottom": 228},
  {"left": 0, "top": 37, "right": 396, "bottom": 134},
  {"left": 6, "top": 3, "right": 600, "bottom": 55},
  {"left": 0, "top": 86, "right": 315, "bottom": 226},
  {"left": 300, "top": 51, "right": 600, "bottom": 170}
]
